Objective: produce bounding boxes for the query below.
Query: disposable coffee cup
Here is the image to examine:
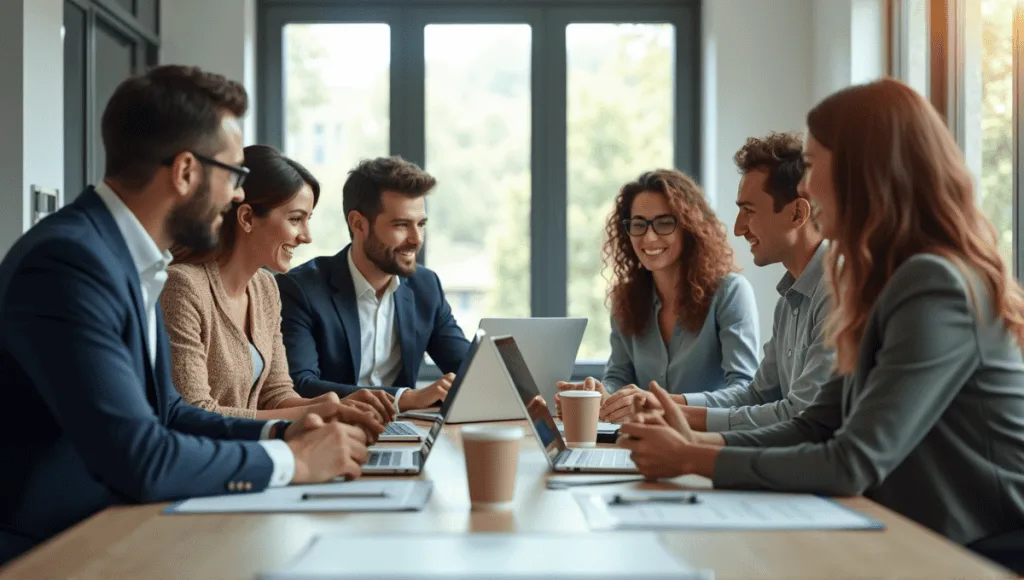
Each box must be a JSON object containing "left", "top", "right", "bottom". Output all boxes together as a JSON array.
[
  {"left": 461, "top": 425, "right": 523, "bottom": 511},
  {"left": 560, "top": 390, "right": 601, "bottom": 448}
]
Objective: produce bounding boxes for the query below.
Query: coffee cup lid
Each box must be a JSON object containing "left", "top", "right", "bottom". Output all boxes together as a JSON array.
[
  {"left": 462, "top": 425, "right": 524, "bottom": 441},
  {"left": 559, "top": 390, "right": 602, "bottom": 398}
]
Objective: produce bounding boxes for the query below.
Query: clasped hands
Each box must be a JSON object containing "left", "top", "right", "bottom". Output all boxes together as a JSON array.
[{"left": 555, "top": 379, "right": 718, "bottom": 479}]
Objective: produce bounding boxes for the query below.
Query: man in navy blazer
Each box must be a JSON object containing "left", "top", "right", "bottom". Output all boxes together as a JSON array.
[
  {"left": 0, "top": 66, "right": 370, "bottom": 564},
  {"left": 278, "top": 157, "right": 470, "bottom": 412}
]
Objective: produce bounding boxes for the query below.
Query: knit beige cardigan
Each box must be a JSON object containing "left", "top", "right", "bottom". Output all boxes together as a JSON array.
[{"left": 160, "top": 262, "right": 302, "bottom": 418}]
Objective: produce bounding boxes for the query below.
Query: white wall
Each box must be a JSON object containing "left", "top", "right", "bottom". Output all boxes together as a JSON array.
[
  {"left": 702, "top": 0, "right": 814, "bottom": 342},
  {"left": 706, "top": 0, "right": 884, "bottom": 341},
  {"left": 0, "top": 0, "right": 64, "bottom": 256},
  {"left": 161, "top": 0, "right": 258, "bottom": 143}
]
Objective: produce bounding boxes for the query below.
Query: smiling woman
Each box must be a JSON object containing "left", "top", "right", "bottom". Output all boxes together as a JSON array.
[
  {"left": 583, "top": 169, "right": 761, "bottom": 406},
  {"left": 159, "top": 145, "right": 396, "bottom": 426}
]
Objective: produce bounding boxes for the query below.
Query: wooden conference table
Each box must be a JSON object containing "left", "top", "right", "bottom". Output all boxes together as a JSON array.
[{"left": 0, "top": 417, "right": 1014, "bottom": 580}]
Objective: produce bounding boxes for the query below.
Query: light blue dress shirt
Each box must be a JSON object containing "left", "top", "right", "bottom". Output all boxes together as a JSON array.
[
  {"left": 602, "top": 273, "right": 760, "bottom": 395},
  {"left": 687, "top": 242, "right": 836, "bottom": 431}
]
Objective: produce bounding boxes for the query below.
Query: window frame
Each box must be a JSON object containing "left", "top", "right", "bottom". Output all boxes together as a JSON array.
[
  {"left": 891, "top": 0, "right": 1023, "bottom": 279},
  {"left": 257, "top": 0, "right": 701, "bottom": 380},
  {"left": 65, "top": 0, "right": 159, "bottom": 199}
]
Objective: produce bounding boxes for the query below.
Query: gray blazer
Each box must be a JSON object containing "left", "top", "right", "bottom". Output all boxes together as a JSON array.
[
  {"left": 714, "top": 254, "right": 1024, "bottom": 545},
  {"left": 603, "top": 273, "right": 760, "bottom": 395}
]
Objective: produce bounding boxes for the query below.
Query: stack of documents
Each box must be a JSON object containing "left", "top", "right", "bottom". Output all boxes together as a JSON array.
[
  {"left": 573, "top": 489, "right": 884, "bottom": 531},
  {"left": 260, "top": 532, "right": 712, "bottom": 580},
  {"left": 165, "top": 480, "right": 432, "bottom": 514}
]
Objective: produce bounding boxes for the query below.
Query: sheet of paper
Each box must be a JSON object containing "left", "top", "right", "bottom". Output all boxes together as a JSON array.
[
  {"left": 260, "top": 532, "right": 711, "bottom": 580},
  {"left": 574, "top": 489, "right": 884, "bottom": 531},
  {"left": 164, "top": 480, "right": 432, "bottom": 514}
]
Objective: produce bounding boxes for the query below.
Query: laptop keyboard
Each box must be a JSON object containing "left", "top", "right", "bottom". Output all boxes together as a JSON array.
[
  {"left": 563, "top": 449, "right": 633, "bottom": 469},
  {"left": 384, "top": 422, "right": 418, "bottom": 436},
  {"left": 367, "top": 450, "right": 404, "bottom": 467}
]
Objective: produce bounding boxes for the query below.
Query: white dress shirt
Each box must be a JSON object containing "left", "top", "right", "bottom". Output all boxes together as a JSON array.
[
  {"left": 347, "top": 251, "right": 409, "bottom": 409},
  {"left": 94, "top": 182, "right": 294, "bottom": 488}
]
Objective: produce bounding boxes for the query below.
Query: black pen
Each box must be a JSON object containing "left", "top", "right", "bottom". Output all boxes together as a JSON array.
[
  {"left": 301, "top": 491, "right": 389, "bottom": 500},
  {"left": 609, "top": 493, "right": 700, "bottom": 505}
]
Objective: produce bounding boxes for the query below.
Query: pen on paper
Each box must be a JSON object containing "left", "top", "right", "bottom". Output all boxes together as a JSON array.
[
  {"left": 609, "top": 493, "right": 700, "bottom": 506},
  {"left": 301, "top": 491, "right": 389, "bottom": 500}
]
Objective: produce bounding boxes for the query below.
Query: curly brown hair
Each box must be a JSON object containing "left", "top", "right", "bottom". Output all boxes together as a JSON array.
[
  {"left": 733, "top": 131, "right": 806, "bottom": 211},
  {"left": 603, "top": 169, "right": 738, "bottom": 336}
]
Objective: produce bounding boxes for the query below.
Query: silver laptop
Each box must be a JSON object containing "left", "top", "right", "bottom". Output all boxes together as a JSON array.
[
  {"left": 492, "top": 335, "right": 637, "bottom": 474},
  {"left": 362, "top": 330, "right": 485, "bottom": 474},
  {"left": 444, "top": 318, "right": 587, "bottom": 423},
  {"left": 379, "top": 421, "right": 423, "bottom": 442}
]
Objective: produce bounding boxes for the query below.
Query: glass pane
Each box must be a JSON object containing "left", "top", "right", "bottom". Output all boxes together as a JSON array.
[
  {"left": 904, "top": 0, "right": 930, "bottom": 97},
  {"left": 64, "top": 0, "right": 87, "bottom": 200},
  {"left": 94, "top": 21, "right": 136, "bottom": 185},
  {"left": 424, "top": 24, "right": 532, "bottom": 335},
  {"left": 136, "top": 0, "right": 158, "bottom": 34},
  {"left": 977, "top": 0, "right": 1015, "bottom": 267},
  {"left": 566, "top": 23, "right": 675, "bottom": 362},
  {"left": 283, "top": 23, "right": 390, "bottom": 267}
]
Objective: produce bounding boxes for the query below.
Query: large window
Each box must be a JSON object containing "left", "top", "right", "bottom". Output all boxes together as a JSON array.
[
  {"left": 260, "top": 2, "right": 699, "bottom": 375},
  {"left": 974, "top": 0, "right": 1016, "bottom": 267},
  {"left": 892, "top": 0, "right": 1023, "bottom": 278},
  {"left": 64, "top": 0, "right": 159, "bottom": 201},
  {"left": 282, "top": 23, "right": 390, "bottom": 266},
  {"left": 424, "top": 24, "right": 532, "bottom": 334},
  {"left": 566, "top": 23, "right": 674, "bottom": 361}
]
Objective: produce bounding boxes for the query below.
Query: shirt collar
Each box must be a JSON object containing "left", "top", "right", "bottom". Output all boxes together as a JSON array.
[
  {"left": 776, "top": 240, "right": 829, "bottom": 298},
  {"left": 93, "top": 181, "right": 172, "bottom": 277},
  {"left": 347, "top": 249, "right": 400, "bottom": 300}
]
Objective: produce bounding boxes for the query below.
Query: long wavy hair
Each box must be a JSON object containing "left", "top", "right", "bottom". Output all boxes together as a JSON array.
[
  {"left": 807, "top": 78, "right": 1024, "bottom": 373},
  {"left": 604, "top": 169, "right": 738, "bottom": 336}
]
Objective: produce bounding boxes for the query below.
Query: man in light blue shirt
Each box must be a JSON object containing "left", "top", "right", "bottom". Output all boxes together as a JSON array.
[{"left": 679, "top": 132, "right": 835, "bottom": 431}]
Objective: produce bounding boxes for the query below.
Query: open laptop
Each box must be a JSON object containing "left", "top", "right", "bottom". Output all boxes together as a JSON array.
[
  {"left": 362, "top": 330, "right": 485, "bottom": 475},
  {"left": 379, "top": 421, "right": 423, "bottom": 443},
  {"left": 443, "top": 318, "right": 587, "bottom": 424},
  {"left": 492, "top": 335, "right": 638, "bottom": 473}
]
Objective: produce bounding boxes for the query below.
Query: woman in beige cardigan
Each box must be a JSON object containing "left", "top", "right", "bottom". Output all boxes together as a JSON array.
[{"left": 160, "top": 145, "right": 394, "bottom": 429}]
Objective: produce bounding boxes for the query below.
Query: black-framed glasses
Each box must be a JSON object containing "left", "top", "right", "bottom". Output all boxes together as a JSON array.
[
  {"left": 623, "top": 215, "right": 678, "bottom": 237},
  {"left": 162, "top": 152, "right": 250, "bottom": 189}
]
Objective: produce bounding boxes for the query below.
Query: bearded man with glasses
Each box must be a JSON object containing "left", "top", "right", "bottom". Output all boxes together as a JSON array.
[{"left": 0, "top": 66, "right": 370, "bottom": 564}]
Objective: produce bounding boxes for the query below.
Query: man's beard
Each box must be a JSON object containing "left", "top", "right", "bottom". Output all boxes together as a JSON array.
[
  {"left": 167, "top": 173, "right": 229, "bottom": 253},
  {"left": 365, "top": 226, "right": 418, "bottom": 277}
]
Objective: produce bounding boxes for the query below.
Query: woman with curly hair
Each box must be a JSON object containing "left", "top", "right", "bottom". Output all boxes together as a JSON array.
[
  {"left": 560, "top": 169, "right": 760, "bottom": 423},
  {"left": 618, "top": 79, "right": 1024, "bottom": 561}
]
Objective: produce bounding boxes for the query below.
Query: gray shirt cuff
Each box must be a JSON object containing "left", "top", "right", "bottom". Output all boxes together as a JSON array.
[
  {"left": 685, "top": 392, "right": 709, "bottom": 407},
  {"left": 704, "top": 407, "right": 732, "bottom": 432}
]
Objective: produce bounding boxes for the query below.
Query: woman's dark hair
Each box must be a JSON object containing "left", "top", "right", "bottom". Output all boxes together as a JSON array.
[{"left": 171, "top": 145, "right": 320, "bottom": 264}]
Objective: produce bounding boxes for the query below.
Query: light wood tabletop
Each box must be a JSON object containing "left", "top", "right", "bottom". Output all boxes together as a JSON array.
[{"left": 0, "top": 419, "right": 1014, "bottom": 580}]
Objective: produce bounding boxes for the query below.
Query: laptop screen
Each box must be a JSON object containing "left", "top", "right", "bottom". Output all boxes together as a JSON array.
[
  {"left": 419, "top": 330, "right": 484, "bottom": 462},
  {"left": 492, "top": 335, "right": 566, "bottom": 464}
]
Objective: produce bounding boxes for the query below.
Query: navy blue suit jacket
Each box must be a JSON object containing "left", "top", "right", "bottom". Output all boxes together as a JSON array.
[
  {"left": 0, "top": 188, "right": 274, "bottom": 564},
  {"left": 276, "top": 246, "right": 470, "bottom": 398}
]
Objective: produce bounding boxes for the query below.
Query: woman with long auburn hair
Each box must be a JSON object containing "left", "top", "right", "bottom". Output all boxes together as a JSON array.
[
  {"left": 557, "top": 169, "right": 760, "bottom": 423},
  {"left": 617, "top": 79, "right": 1024, "bottom": 556}
]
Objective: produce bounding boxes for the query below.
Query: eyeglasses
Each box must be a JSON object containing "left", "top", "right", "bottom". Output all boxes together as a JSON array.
[
  {"left": 623, "top": 215, "right": 678, "bottom": 237},
  {"left": 161, "top": 152, "right": 250, "bottom": 189}
]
